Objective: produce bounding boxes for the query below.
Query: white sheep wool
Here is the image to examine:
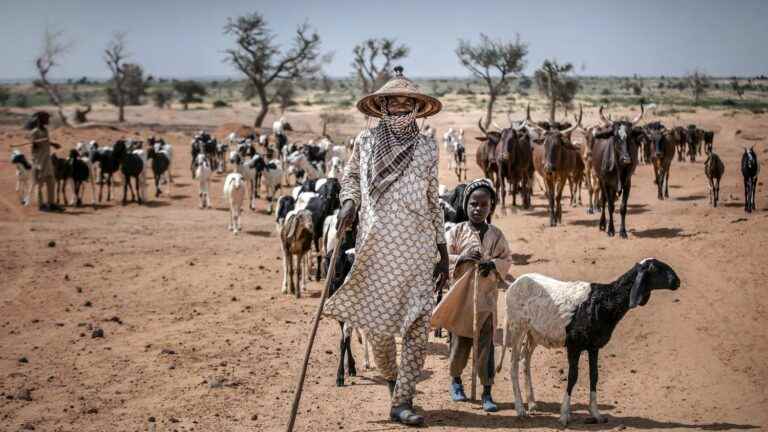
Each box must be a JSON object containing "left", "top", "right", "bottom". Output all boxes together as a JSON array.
[{"left": 503, "top": 273, "right": 592, "bottom": 347}]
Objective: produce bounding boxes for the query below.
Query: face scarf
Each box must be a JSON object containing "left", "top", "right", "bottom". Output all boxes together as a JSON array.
[{"left": 367, "top": 98, "right": 420, "bottom": 204}]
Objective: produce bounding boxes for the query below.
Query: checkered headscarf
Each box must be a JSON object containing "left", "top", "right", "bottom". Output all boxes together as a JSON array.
[{"left": 367, "top": 98, "right": 420, "bottom": 204}]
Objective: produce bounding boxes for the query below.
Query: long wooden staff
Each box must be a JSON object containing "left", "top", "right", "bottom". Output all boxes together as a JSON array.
[
  {"left": 471, "top": 263, "right": 480, "bottom": 401},
  {"left": 286, "top": 231, "right": 346, "bottom": 432}
]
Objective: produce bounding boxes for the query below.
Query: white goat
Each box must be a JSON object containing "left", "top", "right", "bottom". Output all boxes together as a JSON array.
[
  {"left": 497, "top": 259, "right": 681, "bottom": 425},
  {"left": 195, "top": 154, "right": 212, "bottom": 209},
  {"left": 327, "top": 156, "right": 344, "bottom": 179},
  {"left": 11, "top": 150, "right": 32, "bottom": 206},
  {"left": 223, "top": 173, "right": 245, "bottom": 234}
]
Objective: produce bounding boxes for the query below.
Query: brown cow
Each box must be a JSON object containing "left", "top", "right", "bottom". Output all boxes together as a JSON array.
[
  {"left": 591, "top": 104, "right": 644, "bottom": 238},
  {"left": 646, "top": 125, "right": 676, "bottom": 200},
  {"left": 475, "top": 118, "right": 502, "bottom": 187},
  {"left": 530, "top": 105, "right": 582, "bottom": 226},
  {"left": 704, "top": 141, "right": 725, "bottom": 207},
  {"left": 496, "top": 116, "right": 534, "bottom": 211}
]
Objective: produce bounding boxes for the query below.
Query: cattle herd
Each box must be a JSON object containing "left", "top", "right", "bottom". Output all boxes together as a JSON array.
[{"left": 471, "top": 103, "right": 762, "bottom": 238}]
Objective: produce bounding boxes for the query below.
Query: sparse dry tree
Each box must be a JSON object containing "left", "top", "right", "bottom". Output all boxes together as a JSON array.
[
  {"left": 730, "top": 78, "right": 744, "bottom": 99},
  {"left": 456, "top": 33, "right": 528, "bottom": 129},
  {"left": 223, "top": 12, "right": 324, "bottom": 128},
  {"left": 104, "top": 32, "right": 129, "bottom": 122},
  {"left": 685, "top": 70, "right": 709, "bottom": 104},
  {"left": 352, "top": 38, "right": 409, "bottom": 94},
  {"left": 34, "top": 28, "right": 72, "bottom": 126},
  {"left": 534, "top": 60, "right": 580, "bottom": 122}
]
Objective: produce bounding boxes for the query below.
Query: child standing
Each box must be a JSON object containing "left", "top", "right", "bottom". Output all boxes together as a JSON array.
[{"left": 431, "top": 178, "right": 512, "bottom": 412}]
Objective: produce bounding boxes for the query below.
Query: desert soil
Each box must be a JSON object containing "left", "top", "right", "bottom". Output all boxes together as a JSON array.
[{"left": 1, "top": 105, "right": 767, "bottom": 432}]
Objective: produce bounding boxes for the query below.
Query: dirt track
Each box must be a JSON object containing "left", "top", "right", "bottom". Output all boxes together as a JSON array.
[{"left": 1, "top": 106, "right": 767, "bottom": 432}]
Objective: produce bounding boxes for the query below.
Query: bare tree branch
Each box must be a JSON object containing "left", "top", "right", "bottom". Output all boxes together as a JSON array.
[
  {"left": 34, "top": 27, "right": 72, "bottom": 126},
  {"left": 456, "top": 33, "right": 528, "bottom": 128},
  {"left": 104, "top": 31, "right": 130, "bottom": 122},
  {"left": 351, "top": 38, "right": 409, "bottom": 94},
  {"left": 223, "top": 13, "right": 324, "bottom": 127}
]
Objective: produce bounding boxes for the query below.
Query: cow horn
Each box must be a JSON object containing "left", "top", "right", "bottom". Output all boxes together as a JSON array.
[
  {"left": 512, "top": 119, "right": 528, "bottom": 131},
  {"left": 525, "top": 104, "right": 545, "bottom": 133},
  {"left": 478, "top": 118, "right": 487, "bottom": 135},
  {"left": 631, "top": 103, "right": 645, "bottom": 126},
  {"left": 599, "top": 106, "right": 612, "bottom": 126},
  {"left": 561, "top": 104, "right": 582, "bottom": 135}
]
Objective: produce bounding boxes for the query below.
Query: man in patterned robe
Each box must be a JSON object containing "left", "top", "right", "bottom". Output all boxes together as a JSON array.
[{"left": 324, "top": 67, "right": 448, "bottom": 426}]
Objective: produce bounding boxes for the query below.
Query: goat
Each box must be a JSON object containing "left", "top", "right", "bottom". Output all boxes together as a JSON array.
[
  {"left": 195, "top": 154, "right": 212, "bottom": 209},
  {"left": 66, "top": 149, "right": 91, "bottom": 207},
  {"left": 111, "top": 140, "right": 145, "bottom": 205},
  {"left": 11, "top": 151, "right": 32, "bottom": 206},
  {"left": 275, "top": 195, "right": 296, "bottom": 232},
  {"left": 704, "top": 142, "right": 725, "bottom": 208},
  {"left": 741, "top": 147, "right": 760, "bottom": 213},
  {"left": 323, "top": 215, "right": 370, "bottom": 386},
  {"left": 287, "top": 151, "right": 323, "bottom": 183},
  {"left": 247, "top": 154, "right": 283, "bottom": 213},
  {"left": 149, "top": 137, "right": 174, "bottom": 184},
  {"left": 90, "top": 143, "right": 120, "bottom": 202},
  {"left": 146, "top": 146, "right": 171, "bottom": 198},
  {"left": 280, "top": 209, "right": 314, "bottom": 297},
  {"left": 50, "top": 152, "right": 71, "bottom": 205},
  {"left": 223, "top": 173, "right": 245, "bottom": 234},
  {"left": 327, "top": 156, "right": 344, "bottom": 179},
  {"left": 497, "top": 258, "right": 680, "bottom": 425},
  {"left": 439, "top": 183, "right": 468, "bottom": 224},
  {"left": 229, "top": 153, "right": 258, "bottom": 211},
  {"left": 303, "top": 178, "right": 342, "bottom": 280},
  {"left": 75, "top": 142, "right": 98, "bottom": 204}
]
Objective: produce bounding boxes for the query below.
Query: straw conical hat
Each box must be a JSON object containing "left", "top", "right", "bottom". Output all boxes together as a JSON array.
[{"left": 357, "top": 66, "right": 442, "bottom": 118}]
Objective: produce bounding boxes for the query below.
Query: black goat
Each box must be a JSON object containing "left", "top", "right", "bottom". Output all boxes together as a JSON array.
[
  {"left": 275, "top": 195, "right": 296, "bottom": 228},
  {"left": 113, "top": 140, "right": 145, "bottom": 205},
  {"left": 51, "top": 153, "right": 71, "bottom": 205},
  {"left": 146, "top": 146, "right": 170, "bottom": 197},
  {"left": 439, "top": 183, "right": 468, "bottom": 223},
  {"left": 67, "top": 149, "right": 91, "bottom": 207},
  {"left": 324, "top": 216, "right": 361, "bottom": 387},
  {"left": 741, "top": 147, "right": 760, "bottom": 213},
  {"left": 305, "top": 178, "right": 342, "bottom": 280},
  {"left": 89, "top": 144, "right": 120, "bottom": 202}
]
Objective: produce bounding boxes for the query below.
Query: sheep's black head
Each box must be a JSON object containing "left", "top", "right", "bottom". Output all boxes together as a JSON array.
[{"left": 629, "top": 258, "right": 680, "bottom": 309}]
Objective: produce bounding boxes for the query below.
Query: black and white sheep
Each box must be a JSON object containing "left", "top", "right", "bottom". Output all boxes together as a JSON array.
[{"left": 497, "top": 258, "right": 680, "bottom": 425}]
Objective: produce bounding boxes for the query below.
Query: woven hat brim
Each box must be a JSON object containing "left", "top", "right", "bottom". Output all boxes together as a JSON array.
[{"left": 357, "top": 92, "right": 442, "bottom": 119}]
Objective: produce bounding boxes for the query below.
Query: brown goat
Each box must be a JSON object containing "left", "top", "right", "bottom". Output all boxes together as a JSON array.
[
  {"left": 280, "top": 209, "right": 314, "bottom": 298},
  {"left": 704, "top": 142, "right": 725, "bottom": 207}
]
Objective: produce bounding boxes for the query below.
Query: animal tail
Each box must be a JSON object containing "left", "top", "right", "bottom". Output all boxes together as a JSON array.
[{"left": 496, "top": 320, "right": 510, "bottom": 373}]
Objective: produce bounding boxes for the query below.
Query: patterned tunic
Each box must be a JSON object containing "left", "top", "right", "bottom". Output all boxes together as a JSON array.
[
  {"left": 29, "top": 127, "right": 54, "bottom": 181},
  {"left": 323, "top": 128, "right": 445, "bottom": 337}
]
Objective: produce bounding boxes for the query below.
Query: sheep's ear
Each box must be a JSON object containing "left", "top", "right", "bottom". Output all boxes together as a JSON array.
[{"left": 629, "top": 268, "right": 648, "bottom": 309}]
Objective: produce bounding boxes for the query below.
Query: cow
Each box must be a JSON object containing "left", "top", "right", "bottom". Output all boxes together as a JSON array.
[
  {"left": 645, "top": 125, "right": 676, "bottom": 200},
  {"left": 591, "top": 104, "right": 644, "bottom": 238},
  {"left": 530, "top": 105, "right": 583, "bottom": 226},
  {"left": 497, "top": 115, "right": 534, "bottom": 211}
]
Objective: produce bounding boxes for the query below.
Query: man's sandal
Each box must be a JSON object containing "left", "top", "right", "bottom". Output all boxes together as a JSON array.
[{"left": 390, "top": 402, "right": 425, "bottom": 427}]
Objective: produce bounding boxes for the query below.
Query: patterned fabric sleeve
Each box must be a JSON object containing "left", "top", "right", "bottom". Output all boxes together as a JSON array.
[
  {"left": 446, "top": 224, "right": 461, "bottom": 279},
  {"left": 339, "top": 133, "right": 362, "bottom": 209},
  {"left": 490, "top": 227, "right": 513, "bottom": 287},
  {"left": 427, "top": 145, "right": 446, "bottom": 245}
]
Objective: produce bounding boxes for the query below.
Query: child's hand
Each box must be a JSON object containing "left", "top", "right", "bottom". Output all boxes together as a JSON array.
[
  {"left": 457, "top": 250, "right": 481, "bottom": 266},
  {"left": 478, "top": 260, "right": 496, "bottom": 277}
]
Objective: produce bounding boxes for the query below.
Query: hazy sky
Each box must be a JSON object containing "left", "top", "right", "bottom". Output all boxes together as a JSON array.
[{"left": 1, "top": 0, "right": 766, "bottom": 80}]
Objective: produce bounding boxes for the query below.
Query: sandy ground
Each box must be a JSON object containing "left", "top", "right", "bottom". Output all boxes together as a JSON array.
[{"left": 1, "top": 104, "right": 767, "bottom": 432}]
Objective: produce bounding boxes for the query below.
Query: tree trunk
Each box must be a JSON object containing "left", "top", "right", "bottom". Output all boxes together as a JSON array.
[
  {"left": 484, "top": 92, "right": 496, "bottom": 130},
  {"left": 549, "top": 97, "right": 556, "bottom": 123},
  {"left": 39, "top": 82, "right": 69, "bottom": 126},
  {"left": 254, "top": 83, "right": 270, "bottom": 128},
  {"left": 118, "top": 103, "right": 125, "bottom": 122}
]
